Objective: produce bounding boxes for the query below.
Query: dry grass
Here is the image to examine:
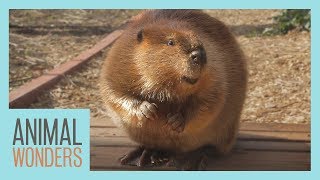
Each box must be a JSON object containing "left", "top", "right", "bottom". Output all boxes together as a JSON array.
[
  {"left": 9, "top": 10, "right": 139, "bottom": 91},
  {"left": 10, "top": 10, "right": 310, "bottom": 124},
  {"left": 240, "top": 31, "right": 310, "bottom": 123}
]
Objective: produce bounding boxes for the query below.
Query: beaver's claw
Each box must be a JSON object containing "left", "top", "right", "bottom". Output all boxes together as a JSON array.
[
  {"left": 166, "top": 112, "right": 185, "bottom": 133},
  {"left": 136, "top": 101, "right": 158, "bottom": 121}
]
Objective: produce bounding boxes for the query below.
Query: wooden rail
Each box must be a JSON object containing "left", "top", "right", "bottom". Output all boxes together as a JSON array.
[{"left": 9, "top": 30, "right": 123, "bottom": 108}]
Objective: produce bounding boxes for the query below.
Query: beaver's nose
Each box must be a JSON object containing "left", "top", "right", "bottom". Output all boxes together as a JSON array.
[{"left": 190, "top": 49, "right": 206, "bottom": 65}]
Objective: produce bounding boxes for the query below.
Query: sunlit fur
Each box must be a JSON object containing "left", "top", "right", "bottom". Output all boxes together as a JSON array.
[{"left": 100, "top": 10, "right": 247, "bottom": 154}]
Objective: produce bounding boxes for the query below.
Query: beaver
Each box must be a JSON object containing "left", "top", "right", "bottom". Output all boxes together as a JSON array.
[{"left": 100, "top": 10, "right": 247, "bottom": 170}]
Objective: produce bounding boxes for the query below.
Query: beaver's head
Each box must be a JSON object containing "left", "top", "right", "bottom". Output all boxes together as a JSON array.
[{"left": 133, "top": 24, "right": 208, "bottom": 101}]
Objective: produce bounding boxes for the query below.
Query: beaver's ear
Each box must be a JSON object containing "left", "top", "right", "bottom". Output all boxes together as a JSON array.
[{"left": 137, "top": 29, "right": 143, "bottom": 42}]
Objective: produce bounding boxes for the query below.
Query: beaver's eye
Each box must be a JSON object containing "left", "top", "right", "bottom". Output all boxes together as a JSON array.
[{"left": 167, "top": 40, "right": 175, "bottom": 46}]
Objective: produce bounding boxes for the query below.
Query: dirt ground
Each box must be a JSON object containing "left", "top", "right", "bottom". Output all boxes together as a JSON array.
[
  {"left": 9, "top": 10, "right": 310, "bottom": 124},
  {"left": 9, "top": 10, "right": 140, "bottom": 90}
]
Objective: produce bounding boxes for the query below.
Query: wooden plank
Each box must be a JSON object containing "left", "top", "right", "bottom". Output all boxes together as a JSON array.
[
  {"left": 9, "top": 30, "right": 123, "bottom": 108},
  {"left": 90, "top": 126, "right": 310, "bottom": 142},
  {"left": 91, "top": 137, "right": 137, "bottom": 147},
  {"left": 90, "top": 146, "right": 310, "bottom": 170},
  {"left": 91, "top": 136, "right": 310, "bottom": 152},
  {"left": 9, "top": 75, "right": 61, "bottom": 108},
  {"left": 90, "top": 119, "right": 310, "bottom": 133},
  {"left": 240, "top": 123, "right": 310, "bottom": 132},
  {"left": 235, "top": 140, "right": 310, "bottom": 152},
  {"left": 239, "top": 130, "right": 310, "bottom": 142},
  {"left": 207, "top": 150, "right": 310, "bottom": 170},
  {"left": 90, "top": 146, "right": 174, "bottom": 170},
  {"left": 90, "top": 122, "right": 310, "bottom": 170}
]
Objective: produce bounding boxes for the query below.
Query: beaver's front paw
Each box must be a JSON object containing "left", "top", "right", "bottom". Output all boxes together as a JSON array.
[
  {"left": 136, "top": 101, "right": 158, "bottom": 121},
  {"left": 166, "top": 112, "right": 185, "bottom": 133}
]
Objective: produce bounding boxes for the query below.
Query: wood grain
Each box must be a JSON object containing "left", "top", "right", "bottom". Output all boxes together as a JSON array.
[{"left": 90, "top": 122, "right": 311, "bottom": 171}]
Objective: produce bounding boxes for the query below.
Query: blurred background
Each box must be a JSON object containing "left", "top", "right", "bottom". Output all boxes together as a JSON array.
[{"left": 9, "top": 9, "right": 310, "bottom": 124}]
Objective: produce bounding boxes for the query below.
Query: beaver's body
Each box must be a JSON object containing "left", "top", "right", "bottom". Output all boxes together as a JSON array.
[{"left": 100, "top": 10, "right": 247, "bottom": 168}]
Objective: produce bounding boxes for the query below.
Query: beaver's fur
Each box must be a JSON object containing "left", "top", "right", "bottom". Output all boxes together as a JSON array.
[{"left": 100, "top": 10, "right": 247, "bottom": 157}]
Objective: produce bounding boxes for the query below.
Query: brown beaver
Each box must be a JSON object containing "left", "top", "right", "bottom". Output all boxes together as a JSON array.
[{"left": 100, "top": 10, "right": 247, "bottom": 170}]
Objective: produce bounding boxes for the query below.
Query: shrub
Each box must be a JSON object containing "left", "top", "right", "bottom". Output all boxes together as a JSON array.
[{"left": 264, "top": 9, "right": 310, "bottom": 35}]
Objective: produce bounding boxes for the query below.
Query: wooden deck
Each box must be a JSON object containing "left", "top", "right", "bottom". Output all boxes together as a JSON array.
[{"left": 90, "top": 118, "right": 310, "bottom": 171}]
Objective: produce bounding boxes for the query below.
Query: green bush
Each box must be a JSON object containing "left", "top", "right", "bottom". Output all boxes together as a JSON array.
[{"left": 264, "top": 9, "right": 310, "bottom": 35}]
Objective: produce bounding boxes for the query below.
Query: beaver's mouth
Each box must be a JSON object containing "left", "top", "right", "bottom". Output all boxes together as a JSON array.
[{"left": 182, "top": 76, "right": 198, "bottom": 84}]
